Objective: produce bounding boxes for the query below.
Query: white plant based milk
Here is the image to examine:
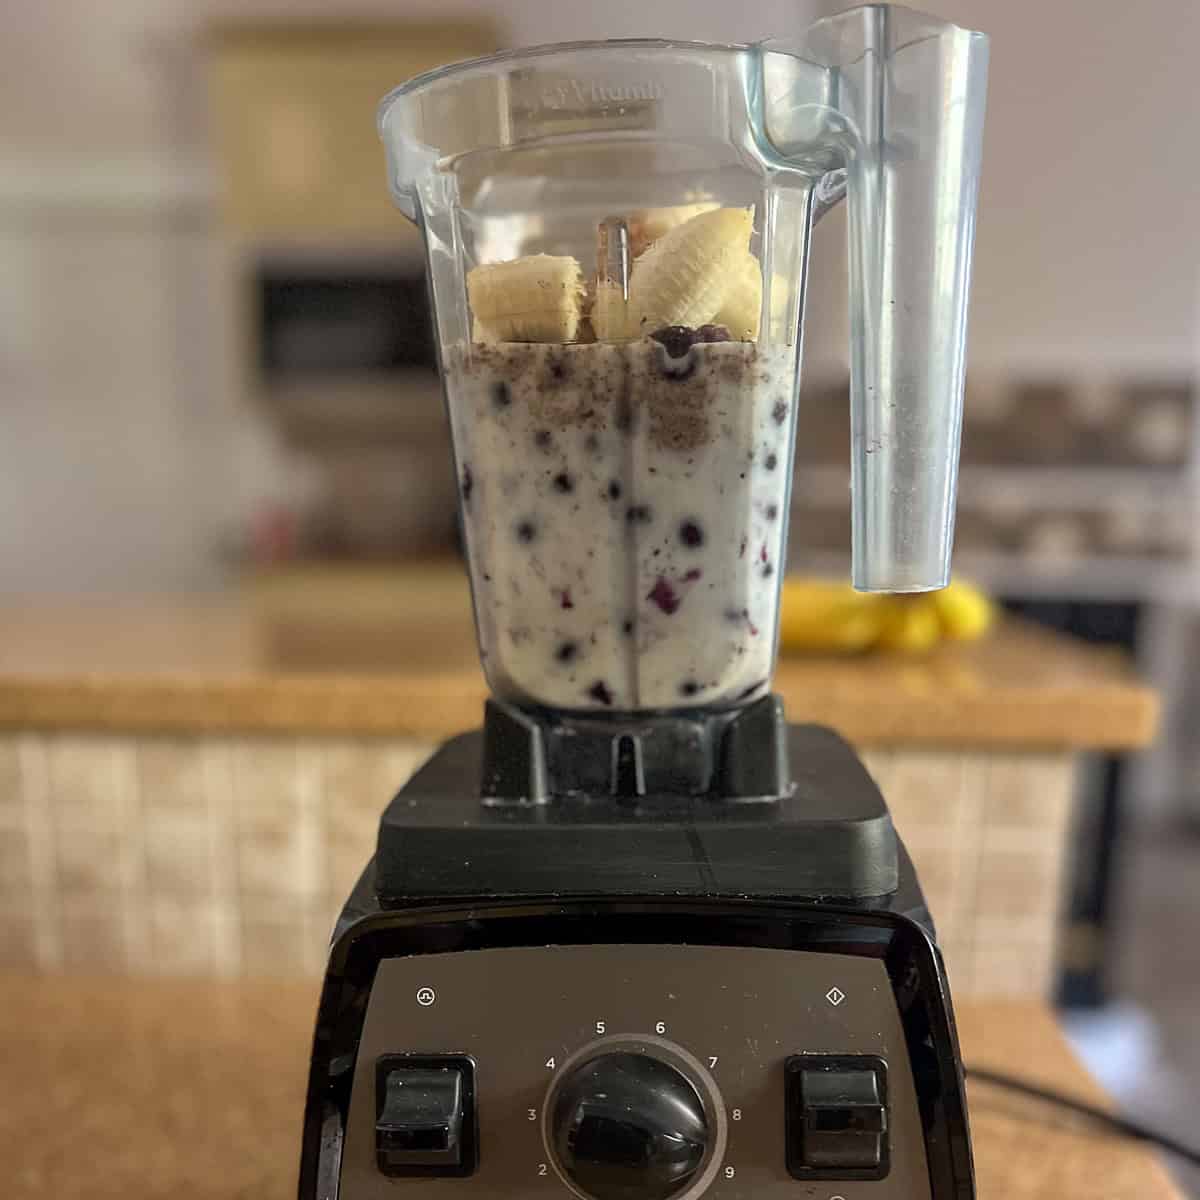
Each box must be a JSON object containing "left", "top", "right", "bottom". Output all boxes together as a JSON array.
[{"left": 445, "top": 333, "right": 798, "bottom": 712}]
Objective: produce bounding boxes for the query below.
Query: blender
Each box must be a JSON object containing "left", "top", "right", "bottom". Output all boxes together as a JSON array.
[{"left": 299, "top": 6, "right": 988, "bottom": 1199}]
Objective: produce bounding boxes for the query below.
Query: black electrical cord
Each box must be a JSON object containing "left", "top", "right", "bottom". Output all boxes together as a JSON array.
[{"left": 967, "top": 1065, "right": 1200, "bottom": 1167}]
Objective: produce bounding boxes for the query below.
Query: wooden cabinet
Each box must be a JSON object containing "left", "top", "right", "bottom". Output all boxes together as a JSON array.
[{"left": 209, "top": 23, "right": 498, "bottom": 237}]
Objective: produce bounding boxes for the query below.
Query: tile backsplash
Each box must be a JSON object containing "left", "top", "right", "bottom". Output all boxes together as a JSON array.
[{"left": 0, "top": 732, "right": 1075, "bottom": 997}]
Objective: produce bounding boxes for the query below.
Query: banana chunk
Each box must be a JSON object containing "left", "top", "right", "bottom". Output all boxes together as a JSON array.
[
  {"left": 626, "top": 207, "right": 754, "bottom": 337},
  {"left": 626, "top": 201, "right": 719, "bottom": 258},
  {"left": 713, "top": 250, "right": 763, "bottom": 341},
  {"left": 467, "top": 254, "right": 585, "bottom": 343}
]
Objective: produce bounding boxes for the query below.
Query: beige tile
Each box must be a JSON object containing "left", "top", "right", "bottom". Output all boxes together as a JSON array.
[
  {"left": 46, "top": 734, "right": 138, "bottom": 830},
  {"left": 0, "top": 738, "right": 22, "bottom": 826},
  {"left": 0, "top": 904, "right": 36, "bottom": 966},
  {"left": 237, "top": 823, "right": 324, "bottom": 899},
  {"left": 882, "top": 752, "right": 966, "bottom": 832},
  {"left": 137, "top": 738, "right": 211, "bottom": 816},
  {"left": 982, "top": 754, "right": 1075, "bottom": 832},
  {"left": 146, "top": 897, "right": 236, "bottom": 974},
  {"left": 55, "top": 828, "right": 136, "bottom": 895},
  {"left": 970, "top": 940, "right": 1056, "bottom": 998},
  {"left": 0, "top": 827, "right": 32, "bottom": 897},
  {"left": 230, "top": 739, "right": 315, "bottom": 833},
  {"left": 58, "top": 899, "right": 130, "bottom": 971},
  {"left": 238, "top": 915, "right": 310, "bottom": 976},
  {"left": 975, "top": 846, "right": 1063, "bottom": 924},
  {"left": 144, "top": 812, "right": 216, "bottom": 896},
  {"left": 321, "top": 740, "right": 410, "bottom": 842},
  {"left": 328, "top": 839, "right": 372, "bottom": 902}
]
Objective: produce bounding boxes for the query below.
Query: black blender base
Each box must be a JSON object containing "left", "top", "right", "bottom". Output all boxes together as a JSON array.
[{"left": 374, "top": 695, "right": 911, "bottom": 910}]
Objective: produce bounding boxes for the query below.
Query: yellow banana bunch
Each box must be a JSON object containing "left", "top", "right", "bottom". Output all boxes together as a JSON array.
[{"left": 778, "top": 577, "right": 994, "bottom": 656}]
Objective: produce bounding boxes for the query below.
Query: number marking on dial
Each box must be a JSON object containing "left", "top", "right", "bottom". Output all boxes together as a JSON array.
[
  {"left": 528, "top": 1108, "right": 537, "bottom": 1121},
  {"left": 724, "top": 1166, "right": 737, "bottom": 1179},
  {"left": 708, "top": 1056, "right": 719, "bottom": 1069},
  {"left": 545, "top": 1057, "right": 556, "bottom": 1070},
  {"left": 537, "top": 1163, "right": 548, "bottom": 1177}
]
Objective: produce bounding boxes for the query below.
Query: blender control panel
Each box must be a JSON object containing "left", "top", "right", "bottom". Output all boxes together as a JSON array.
[{"left": 341, "top": 945, "right": 929, "bottom": 1200}]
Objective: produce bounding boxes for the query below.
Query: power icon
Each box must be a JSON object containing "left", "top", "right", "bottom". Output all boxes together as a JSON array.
[{"left": 416, "top": 986, "right": 437, "bottom": 1007}]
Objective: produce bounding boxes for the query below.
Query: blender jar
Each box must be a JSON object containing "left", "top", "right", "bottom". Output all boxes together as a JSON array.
[{"left": 379, "top": 10, "right": 987, "bottom": 714}]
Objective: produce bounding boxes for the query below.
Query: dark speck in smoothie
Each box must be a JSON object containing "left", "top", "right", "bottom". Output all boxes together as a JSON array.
[
  {"left": 679, "top": 520, "right": 704, "bottom": 548},
  {"left": 621, "top": 618, "right": 635, "bottom": 636},
  {"left": 625, "top": 504, "right": 653, "bottom": 525},
  {"left": 491, "top": 381, "right": 511, "bottom": 409},
  {"left": 762, "top": 562, "right": 775, "bottom": 578},
  {"left": 559, "top": 588, "right": 574, "bottom": 610},
  {"left": 587, "top": 680, "right": 614, "bottom": 706},
  {"left": 679, "top": 680, "right": 701, "bottom": 697},
  {"left": 724, "top": 607, "right": 748, "bottom": 623},
  {"left": 760, "top": 544, "right": 768, "bottom": 563},
  {"left": 607, "top": 479, "right": 622, "bottom": 500},
  {"left": 764, "top": 453, "right": 778, "bottom": 471},
  {"left": 683, "top": 568, "right": 702, "bottom": 582},
  {"left": 615, "top": 396, "right": 633, "bottom": 432},
  {"left": 552, "top": 472, "right": 574, "bottom": 494},
  {"left": 772, "top": 399, "right": 788, "bottom": 425},
  {"left": 696, "top": 324, "right": 732, "bottom": 343},
  {"left": 765, "top": 504, "right": 779, "bottom": 521},
  {"left": 483, "top": 573, "right": 492, "bottom": 582},
  {"left": 534, "top": 429, "right": 552, "bottom": 449},
  {"left": 585, "top": 432, "right": 601, "bottom": 453},
  {"left": 461, "top": 464, "right": 473, "bottom": 502},
  {"left": 739, "top": 538, "right": 747, "bottom": 558},
  {"left": 515, "top": 520, "right": 538, "bottom": 544},
  {"left": 647, "top": 577, "right": 681, "bottom": 615},
  {"left": 555, "top": 640, "right": 579, "bottom": 664},
  {"left": 546, "top": 351, "right": 570, "bottom": 384}
]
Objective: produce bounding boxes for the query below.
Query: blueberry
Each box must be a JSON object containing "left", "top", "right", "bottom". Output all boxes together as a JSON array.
[
  {"left": 587, "top": 680, "right": 614, "bottom": 706},
  {"left": 555, "top": 640, "right": 579, "bottom": 664},
  {"left": 559, "top": 588, "right": 574, "bottom": 610},
  {"left": 649, "top": 325, "right": 697, "bottom": 358},
  {"left": 679, "top": 680, "right": 701, "bottom": 697},
  {"left": 679, "top": 520, "right": 704, "bottom": 548},
  {"left": 647, "top": 577, "right": 680, "bottom": 615},
  {"left": 772, "top": 399, "right": 788, "bottom": 426},
  {"left": 552, "top": 472, "right": 574, "bottom": 494},
  {"left": 764, "top": 453, "right": 778, "bottom": 471},
  {"left": 696, "top": 324, "right": 732, "bottom": 343},
  {"left": 461, "top": 464, "right": 473, "bottom": 502},
  {"left": 515, "top": 519, "right": 537, "bottom": 544},
  {"left": 607, "top": 480, "right": 622, "bottom": 501},
  {"left": 491, "top": 381, "right": 511, "bottom": 409}
]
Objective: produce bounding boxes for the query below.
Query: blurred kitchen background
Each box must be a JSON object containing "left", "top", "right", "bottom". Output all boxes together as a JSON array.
[{"left": 1, "top": 0, "right": 1198, "bottom": 1184}]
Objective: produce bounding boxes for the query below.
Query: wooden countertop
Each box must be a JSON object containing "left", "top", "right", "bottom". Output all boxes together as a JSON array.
[
  {"left": 0, "top": 973, "right": 1183, "bottom": 1199},
  {"left": 0, "top": 565, "right": 1158, "bottom": 748}
]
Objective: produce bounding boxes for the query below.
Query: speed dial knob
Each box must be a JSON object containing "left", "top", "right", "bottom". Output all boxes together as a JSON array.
[{"left": 549, "top": 1051, "right": 709, "bottom": 1200}]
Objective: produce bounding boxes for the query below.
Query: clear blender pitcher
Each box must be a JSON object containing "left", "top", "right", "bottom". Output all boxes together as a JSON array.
[{"left": 379, "top": 4, "right": 988, "bottom": 715}]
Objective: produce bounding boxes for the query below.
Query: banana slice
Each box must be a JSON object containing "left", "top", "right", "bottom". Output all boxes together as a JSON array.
[
  {"left": 626, "top": 207, "right": 753, "bottom": 337},
  {"left": 626, "top": 202, "right": 719, "bottom": 258},
  {"left": 466, "top": 254, "right": 585, "bottom": 343},
  {"left": 713, "top": 250, "right": 763, "bottom": 341}
]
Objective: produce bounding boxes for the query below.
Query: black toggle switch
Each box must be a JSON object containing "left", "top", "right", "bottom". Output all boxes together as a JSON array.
[
  {"left": 375, "top": 1055, "right": 477, "bottom": 1177},
  {"left": 785, "top": 1055, "right": 889, "bottom": 1180}
]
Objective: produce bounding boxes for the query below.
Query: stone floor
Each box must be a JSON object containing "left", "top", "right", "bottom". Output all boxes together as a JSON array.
[{"left": 1070, "top": 824, "right": 1200, "bottom": 1197}]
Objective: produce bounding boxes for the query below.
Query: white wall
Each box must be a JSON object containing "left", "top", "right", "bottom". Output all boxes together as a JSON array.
[{"left": 806, "top": 0, "right": 1200, "bottom": 376}]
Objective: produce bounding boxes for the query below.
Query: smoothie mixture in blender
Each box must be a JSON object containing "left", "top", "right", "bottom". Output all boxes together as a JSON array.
[{"left": 444, "top": 206, "right": 796, "bottom": 711}]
